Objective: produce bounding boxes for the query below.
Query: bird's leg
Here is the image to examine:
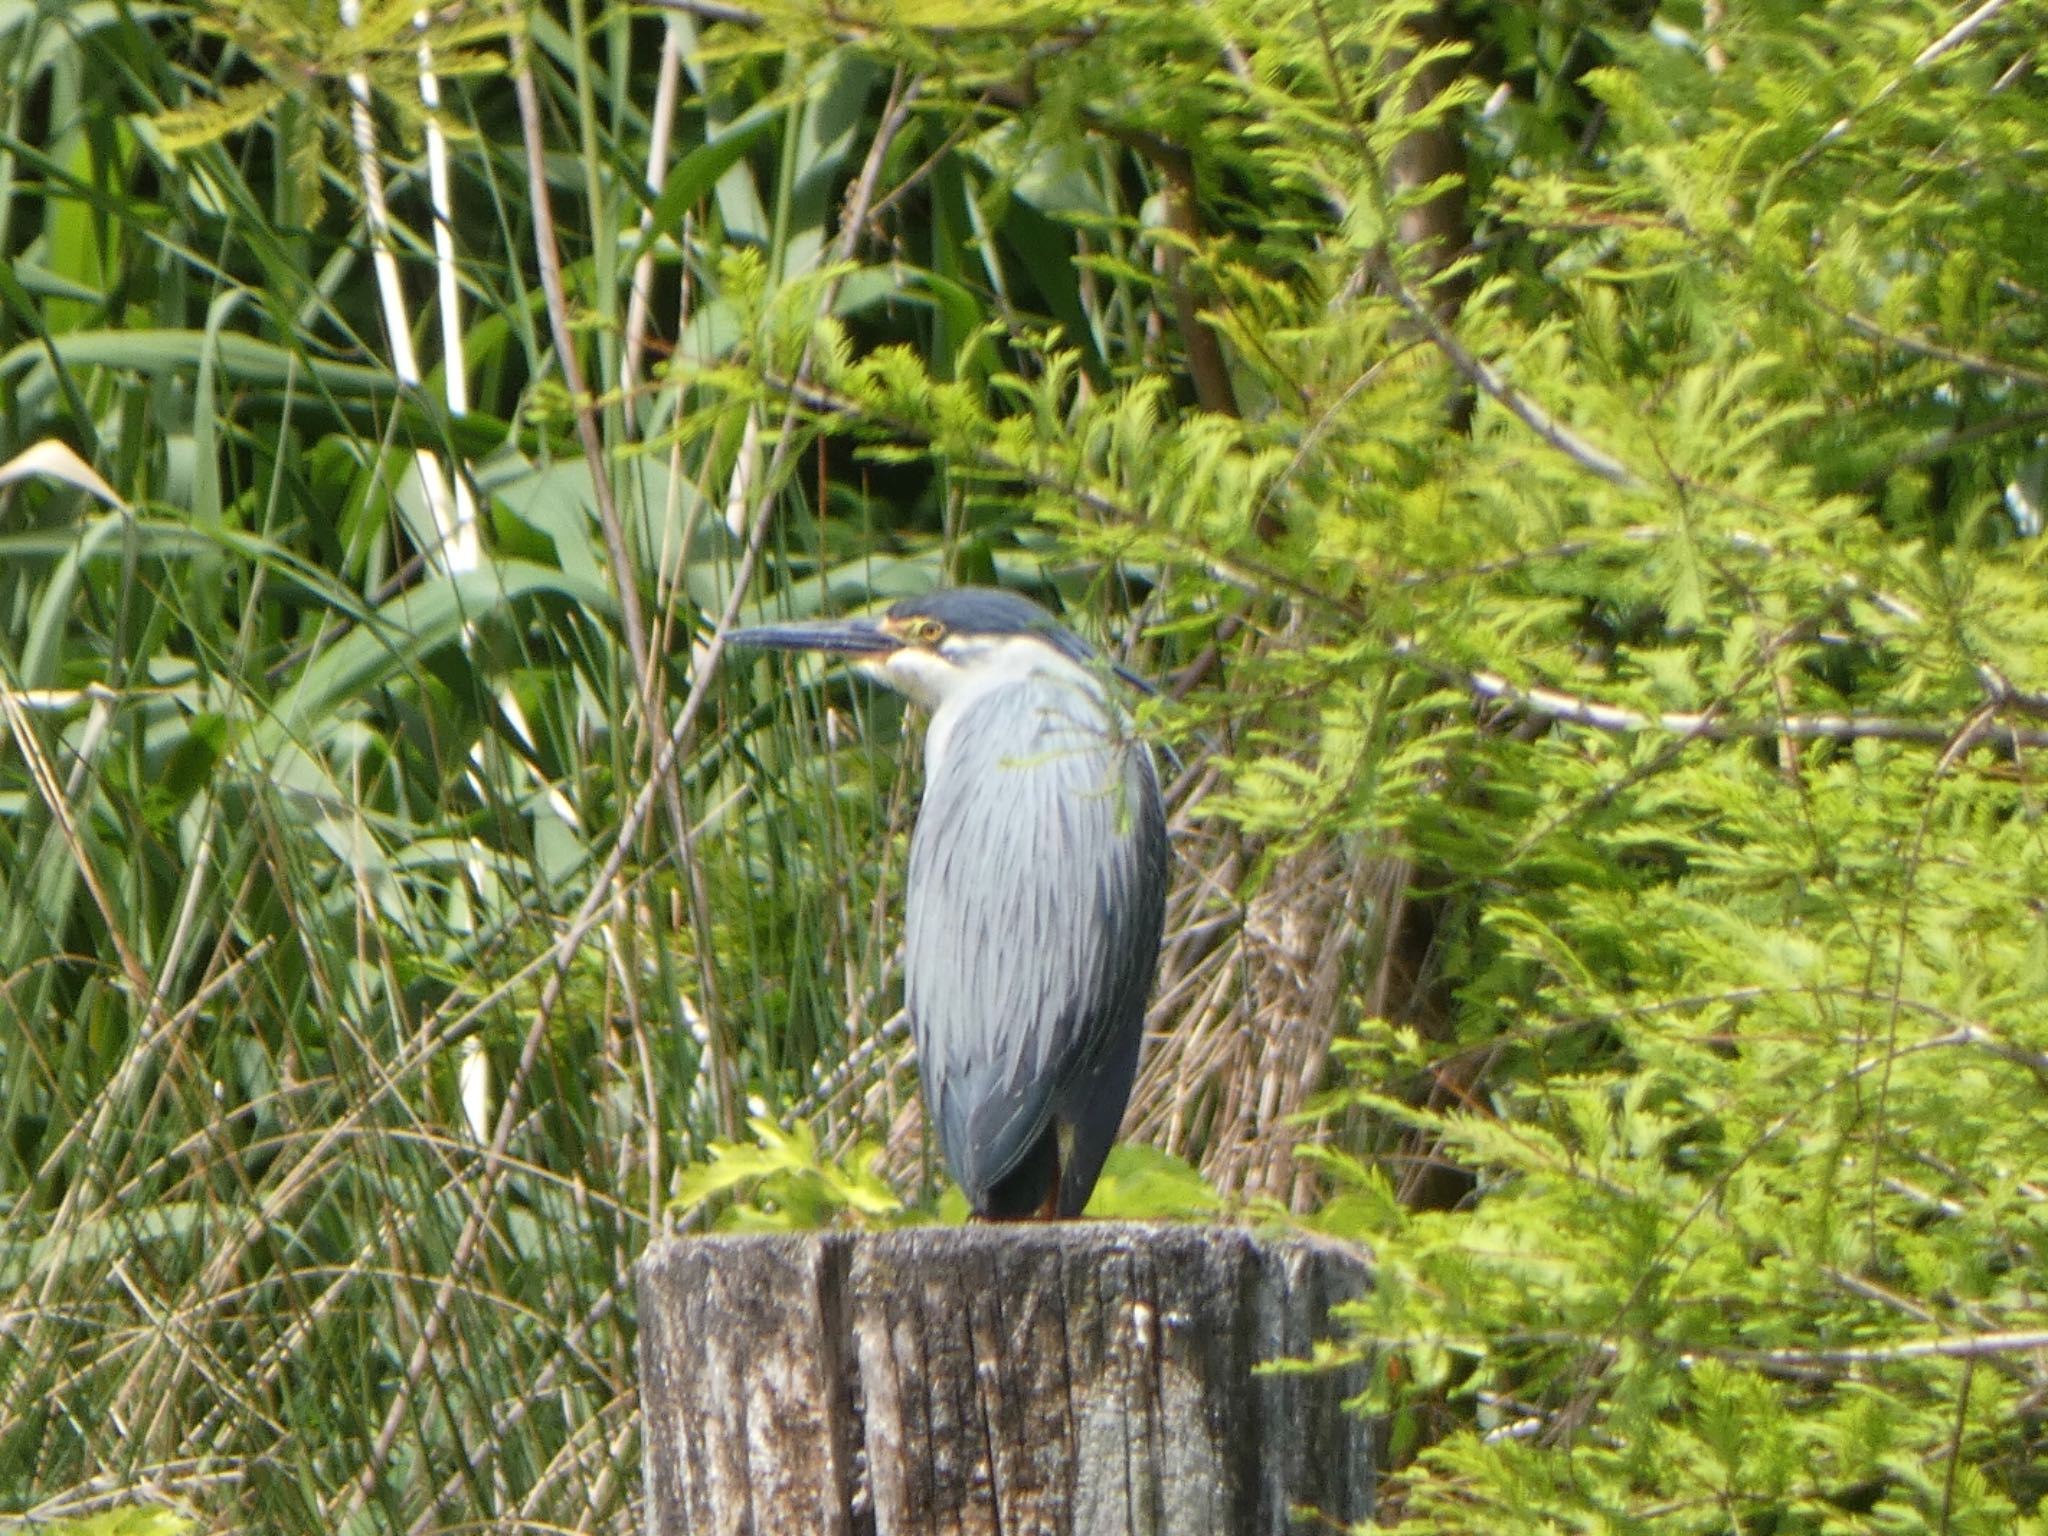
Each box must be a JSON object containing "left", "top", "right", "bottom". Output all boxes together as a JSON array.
[{"left": 1034, "top": 1138, "right": 1062, "bottom": 1221}]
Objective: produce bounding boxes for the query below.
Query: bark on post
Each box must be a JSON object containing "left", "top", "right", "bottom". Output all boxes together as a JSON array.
[{"left": 637, "top": 1223, "right": 1372, "bottom": 1535}]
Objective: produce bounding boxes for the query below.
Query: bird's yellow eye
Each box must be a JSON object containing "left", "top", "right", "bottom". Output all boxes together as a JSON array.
[{"left": 904, "top": 616, "right": 946, "bottom": 645}]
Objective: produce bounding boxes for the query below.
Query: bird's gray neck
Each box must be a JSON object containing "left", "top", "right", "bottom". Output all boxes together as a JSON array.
[{"left": 920, "top": 647, "right": 1113, "bottom": 783}]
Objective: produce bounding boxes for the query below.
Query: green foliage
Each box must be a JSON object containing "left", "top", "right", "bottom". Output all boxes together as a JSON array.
[
  {"left": 9, "top": 1510, "right": 197, "bottom": 1536},
  {"left": 671, "top": 1117, "right": 909, "bottom": 1229},
  {"left": 1084, "top": 1144, "right": 1230, "bottom": 1221},
  {"left": 669, "top": 1126, "right": 1225, "bottom": 1227}
]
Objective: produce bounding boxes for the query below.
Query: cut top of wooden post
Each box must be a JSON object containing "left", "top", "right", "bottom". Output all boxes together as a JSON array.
[{"left": 637, "top": 1223, "right": 1373, "bottom": 1536}]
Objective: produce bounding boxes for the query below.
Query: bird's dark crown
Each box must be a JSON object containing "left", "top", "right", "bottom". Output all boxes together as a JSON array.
[{"left": 883, "top": 587, "right": 1094, "bottom": 664}]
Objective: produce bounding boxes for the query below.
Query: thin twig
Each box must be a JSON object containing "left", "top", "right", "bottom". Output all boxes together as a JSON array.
[
  {"left": 1713, "top": 1327, "right": 2048, "bottom": 1372},
  {"left": 1797, "top": 0, "right": 2024, "bottom": 170},
  {"left": 1443, "top": 652, "right": 2048, "bottom": 752},
  {"left": 624, "top": 18, "right": 687, "bottom": 397},
  {"left": 1837, "top": 309, "right": 2048, "bottom": 393},
  {"left": 1369, "top": 249, "right": 1643, "bottom": 489}
]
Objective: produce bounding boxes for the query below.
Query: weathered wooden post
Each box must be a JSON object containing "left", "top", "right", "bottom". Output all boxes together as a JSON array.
[{"left": 637, "top": 1224, "right": 1372, "bottom": 1535}]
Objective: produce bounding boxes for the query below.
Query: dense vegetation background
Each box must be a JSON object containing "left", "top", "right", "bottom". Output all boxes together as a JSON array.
[{"left": 2, "top": 0, "right": 2045, "bottom": 1532}]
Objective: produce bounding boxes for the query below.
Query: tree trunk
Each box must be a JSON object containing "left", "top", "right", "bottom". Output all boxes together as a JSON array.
[{"left": 637, "top": 1223, "right": 1373, "bottom": 1535}]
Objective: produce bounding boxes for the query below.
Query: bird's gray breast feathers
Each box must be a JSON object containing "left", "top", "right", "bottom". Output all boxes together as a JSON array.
[{"left": 902, "top": 672, "right": 1165, "bottom": 1197}]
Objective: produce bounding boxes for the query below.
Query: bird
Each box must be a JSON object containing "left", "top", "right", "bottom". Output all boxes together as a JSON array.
[{"left": 726, "top": 586, "right": 1168, "bottom": 1219}]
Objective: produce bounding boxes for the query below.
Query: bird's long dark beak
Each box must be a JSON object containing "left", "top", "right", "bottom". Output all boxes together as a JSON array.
[{"left": 723, "top": 615, "right": 897, "bottom": 657}]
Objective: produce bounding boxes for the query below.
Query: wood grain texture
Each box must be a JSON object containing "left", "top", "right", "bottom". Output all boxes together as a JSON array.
[{"left": 637, "top": 1224, "right": 1372, "bottom": 1536}]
